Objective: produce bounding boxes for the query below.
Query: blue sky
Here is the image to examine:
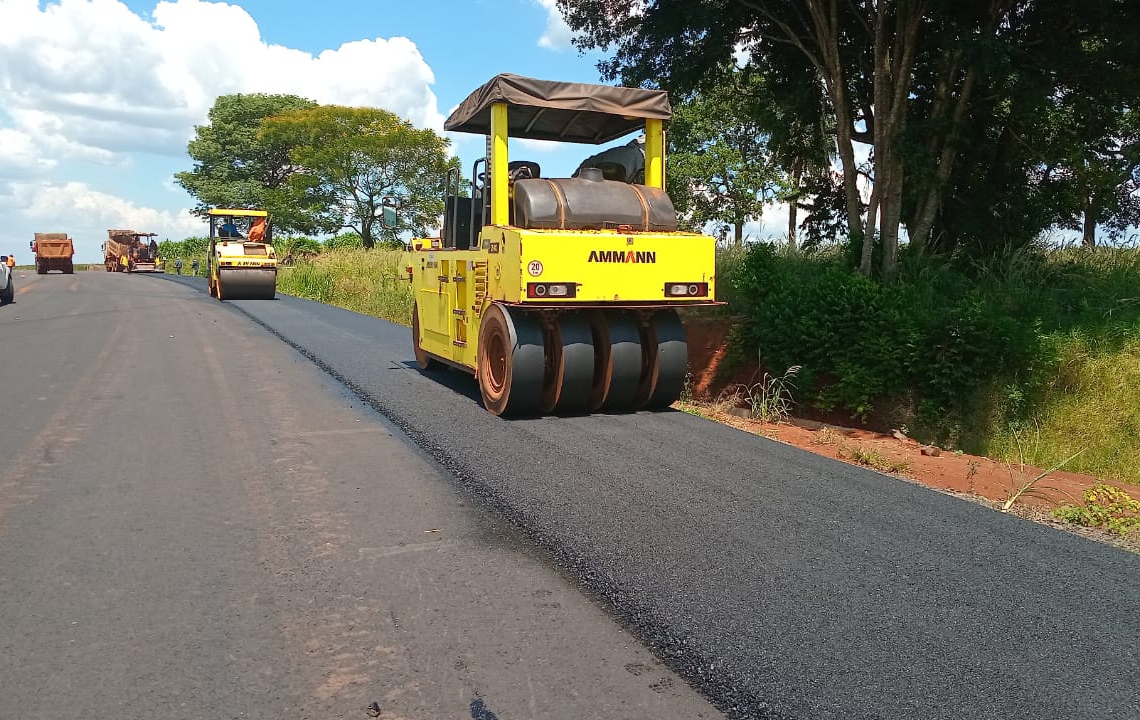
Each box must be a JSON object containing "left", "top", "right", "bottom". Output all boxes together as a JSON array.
[{"left": 4, "top": 0, "right": 710, "bottom": 262}]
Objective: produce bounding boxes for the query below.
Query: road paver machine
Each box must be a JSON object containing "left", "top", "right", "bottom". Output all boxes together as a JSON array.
[{"left": 104, "top": 229, "right": 160, "bottom": 272}]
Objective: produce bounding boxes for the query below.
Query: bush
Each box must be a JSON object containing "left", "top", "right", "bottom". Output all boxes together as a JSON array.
[
  {"left": 726, "top": 242, "right": 1140, "bottom": 467},
  {"left": 324, "top": 231, "right": 364, "bottom": 251}
]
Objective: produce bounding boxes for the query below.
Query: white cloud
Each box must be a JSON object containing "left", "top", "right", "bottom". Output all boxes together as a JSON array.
[
  {"left": 718, "top": 201, "right": 795, "bottom": 244},
  {"left": 0, "top": 180, "right": 204, "bottom": 262},
  {"left": 0, "top": 0, "right": 449, "bottom": 262},
  {"left": 534, "top": 0, "right": 574, "bottom": 50},
  {"left": 0, "top": 0, "right": 446, "bottom": 163},
  {"left": 515, "top": 138, "right": 565, "bottom": 153},
  {"left": 0, "top": 128, "right": 57, "bottom": 179}
]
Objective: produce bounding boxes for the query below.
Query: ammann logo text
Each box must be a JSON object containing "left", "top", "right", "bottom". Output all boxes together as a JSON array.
[{"left": 587, "top": 250, "right": 657, "bottom": 264}]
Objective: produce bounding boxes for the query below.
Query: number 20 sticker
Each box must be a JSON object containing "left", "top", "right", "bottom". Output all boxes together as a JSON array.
[{"left": 527, "top": 260, "right": 543, "bottom": 277}]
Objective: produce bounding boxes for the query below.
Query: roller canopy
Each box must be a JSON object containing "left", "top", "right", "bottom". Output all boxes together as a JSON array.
[{"left": 445, "top": 74, "right": 672, "bottom": 144}]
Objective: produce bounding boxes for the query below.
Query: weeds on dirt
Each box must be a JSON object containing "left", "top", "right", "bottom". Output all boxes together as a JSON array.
[
  {"left": 712, "top": 362, "right": 802, "bottom": 422},
  {"left": 710, "top": 387, "right": 746, "bottom": 414},
  {"left": 1052, "top": 484, "right": 1140, "bottom": 536},
  {"left": 966, "top": 460, "right": 980, "bottom": 493},
  {"left": 811, "top": 427, "right": 842, "bottom": 446},
  {"left": 742, "top": 364, "right": 802, "bottom": 422},
  {"left": 839, "top": 444, "right": 912, "bottom": 475},
  {"left": 1000, "top": 427, "right": 1084, "bottom": 511},
  {"left": 679, "top": 372, "right": 695, "bottom": 403}
]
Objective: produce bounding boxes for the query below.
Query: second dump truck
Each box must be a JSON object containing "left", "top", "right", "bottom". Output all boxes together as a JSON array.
[
  {"left": 405, "top": 74, "right": 719, "bottom": 416},
  {"left": 31, "top": 233, "right": 75, "bottom": 274}
]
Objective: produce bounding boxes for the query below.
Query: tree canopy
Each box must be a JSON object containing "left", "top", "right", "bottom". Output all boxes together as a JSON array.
[
  {"left": 260, "top": 105, "right": 458, "bottom": 249},
  {"left": 667, "top": 70, "right": 786, "bottom": 245},
  {"left": 562, "top": 0, "right": 1140, "bottom": 273},
  {"left": 175, "top": 93, "right": 316, "bottom": 231}
]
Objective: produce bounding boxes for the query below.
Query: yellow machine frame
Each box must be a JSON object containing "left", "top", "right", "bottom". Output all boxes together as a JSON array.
[
  {"left": 407, "top": 76, "right": 718, "bottom": 415},
  {"left": 206, "top": 208, "right": 277, "bottom": 300}
]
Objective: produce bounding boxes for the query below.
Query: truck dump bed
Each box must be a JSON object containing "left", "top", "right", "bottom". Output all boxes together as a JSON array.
[{"left": 33, "top": 233, "right": 75, "bottom": 274}]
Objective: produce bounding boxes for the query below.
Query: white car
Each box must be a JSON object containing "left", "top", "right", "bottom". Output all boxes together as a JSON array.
[{"left": 1, "top": 255, "right": 15, "bottom": 304}]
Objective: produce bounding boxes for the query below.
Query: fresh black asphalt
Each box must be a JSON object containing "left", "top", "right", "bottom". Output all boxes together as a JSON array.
[{"left": 166, "top": 274, "right": 1140, "bottom": 720}]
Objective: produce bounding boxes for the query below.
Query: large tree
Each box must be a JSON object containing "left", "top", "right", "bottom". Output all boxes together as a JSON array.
[
  {"left": 562, "top": 0, "right": 1140, "bottom": 272},
  {"left": 175, "top": 93, "right": 316, "bottom": 230},
  {"left": 260, "top": 106, "right": 458, "bottom": 249}
]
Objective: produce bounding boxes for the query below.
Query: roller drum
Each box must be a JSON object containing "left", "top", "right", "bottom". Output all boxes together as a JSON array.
[{"left": 216, "top": 267, "right": 277, "bottom": 300}]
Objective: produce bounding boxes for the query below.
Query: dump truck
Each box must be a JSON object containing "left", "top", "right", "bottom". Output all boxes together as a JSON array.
[
  {"left": 404, "top": 74, "right": 719, "bottom": 416},
  {"left": 31, "top": 233, "right": 75, "bottom": 274},
  {"left": 103, "top": 230, "right": 160, "bottom": 272},
  {"left": 206, "top": 209, "right": 276, "bottom": 300}
]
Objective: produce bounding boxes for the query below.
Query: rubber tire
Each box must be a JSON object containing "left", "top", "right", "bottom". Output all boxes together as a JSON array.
[
  {"left": 586, "top": 310, "right": 643, "bottom": 412},
  {"left": 477, "top": 304, "right": 544, "bottom": 416},
  {"left": 1, "top": 278, "right": 13, "bottom": 304},
  {"left": 538, "top": 312, "right": 594, "bottom": 414},
  {"left": 64, "top": 261, "right": 74, "bottom": 274},
  {"left": 36, "top": 261, "right": 45, "bottom": 275},
  {"left": 412, "top": 302, "right": 444, "bottom": 371},
  {"left": 634, "top": 309, "right": 688, "bottom": 409}
]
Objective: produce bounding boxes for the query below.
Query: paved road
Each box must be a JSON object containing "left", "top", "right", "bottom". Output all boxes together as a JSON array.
[
  {"left": 0, "top": 271, "right": 722, "bottom": 720},
  {"left": 155, "top": 273, "right": 1140, "bottom": 720}
]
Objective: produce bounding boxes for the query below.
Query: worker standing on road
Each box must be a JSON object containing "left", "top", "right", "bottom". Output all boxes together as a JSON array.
[
  {"left": 191, "top": 259, "right": 199, "bottom": 275},
  {"left": 119, "top": 254, "right": 128, "bottom": 271},
  {"left": 175, "top": 258, "right": 183, "bottom": 275}
]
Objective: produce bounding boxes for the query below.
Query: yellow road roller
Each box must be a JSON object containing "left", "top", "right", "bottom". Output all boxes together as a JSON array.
[
  {"left": 405, "top": 74, "right": 719, "bottom": 416},
  {"left": 206, "top": 208, "right": 277, "bottom": 300}
]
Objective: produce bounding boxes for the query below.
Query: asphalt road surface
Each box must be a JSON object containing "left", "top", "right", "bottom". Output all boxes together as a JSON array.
[
  {"left": 4, "top": 271, "right": 1138, "bottom": 720},
  {"left": 0, "top": 271, "right": 721, "bottom": 720}
]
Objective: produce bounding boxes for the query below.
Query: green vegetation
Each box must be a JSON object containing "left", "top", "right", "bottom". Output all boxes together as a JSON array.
[
  {"left": 175, "top": 93, "right": 317, "bottom": 230},
  {"left": 261, "top": 105, "right": 458, "bottom": 248},
  {"left": 177, "top": 95, "right": 459, "bottom": 248},
  {"left": 718, "top": 242, "right": 1140, "bottom": 483},
  {"left": 276, "top": 248, "right": 413, "bottom": 326},
  {"left": 157, "top": 236, "right": 208, "bottom": 275},
  {"left": 718, "top": 362, "right": 801, "bottom": 424},
  {"left": 1053, "top": 484, "right": 1140, "bottom": 536},
  {"left": 566, "top": 1, "right": 1140, "bottom": 271}
]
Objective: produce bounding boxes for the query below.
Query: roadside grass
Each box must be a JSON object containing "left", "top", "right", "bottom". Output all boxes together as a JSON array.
[
  {"left": 277, "top": 248, "right": 413, "bottom": 326},
  {"left": 986, "top": 335, "right": 1140, "bottom": 485}
]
